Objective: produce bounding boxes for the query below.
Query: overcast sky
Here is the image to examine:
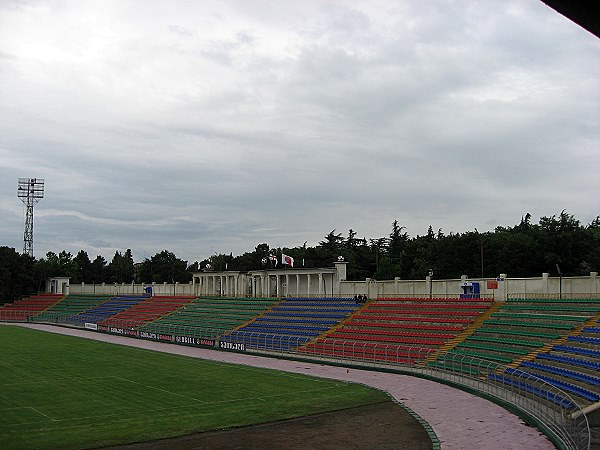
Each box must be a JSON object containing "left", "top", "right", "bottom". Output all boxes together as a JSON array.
[{"left": 1, "top": 0, "right": 598, "bottom": 264}]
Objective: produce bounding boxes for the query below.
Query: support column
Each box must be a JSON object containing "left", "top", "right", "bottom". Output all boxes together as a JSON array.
[
  {"left": 318, "top": 273, "right": 323, "bottom": 297},
  {"left": 498, "top": 274, "right": 507, "bottom": 301}
]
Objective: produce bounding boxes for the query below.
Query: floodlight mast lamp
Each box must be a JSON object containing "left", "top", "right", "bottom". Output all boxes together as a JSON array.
[{"left": 17, "top": 178, "right": 44, "bottom": 257}]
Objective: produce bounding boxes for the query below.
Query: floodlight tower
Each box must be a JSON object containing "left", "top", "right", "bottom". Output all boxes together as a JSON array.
[{"left": 17, "top": 178, "right": 45, "bottom": 257}]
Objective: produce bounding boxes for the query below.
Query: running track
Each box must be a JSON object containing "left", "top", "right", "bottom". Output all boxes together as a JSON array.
[{"left": 7, "top": 323, "right": 555, "bottom": 449}]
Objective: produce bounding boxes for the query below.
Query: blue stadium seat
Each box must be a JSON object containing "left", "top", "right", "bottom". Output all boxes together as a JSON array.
[
  {"left": 505, "top": 368, "right": 599, "bottom": 402},
  {"left": 521, "top": 361, "right": 600, "bottom": 387},
  {"left": 536, "top": 353, "right": 600, "bottom": 371},
  {"left": 567, "top": 335, "right": 600, "bottom": 345},
  {"left": 487, "top": 374, "right": 576, "bottom": 409},
  {"left": 551, "top": 345, "right": 600, "bottom": 358}
]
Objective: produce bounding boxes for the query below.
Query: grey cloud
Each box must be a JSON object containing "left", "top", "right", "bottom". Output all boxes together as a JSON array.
[{"left": 0, "top": 0, "right": 597, "bottom": 262}]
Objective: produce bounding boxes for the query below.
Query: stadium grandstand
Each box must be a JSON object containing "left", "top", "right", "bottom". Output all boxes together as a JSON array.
[{"left": 1, "top": 270, "right": 598, "bottom": 450}]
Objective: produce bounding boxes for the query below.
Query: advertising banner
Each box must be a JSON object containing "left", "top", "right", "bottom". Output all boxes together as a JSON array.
[
  {"left": 219, "top": 341, "right": 246, "bottom": 351},
  {"left": 137, "top": 331, "right": 215, "bottom": 348},
  {"left": 108, "top": 327, "right": 137, "bottom": 336},
  {"left": 487, "top": 280, "right": 499, "bottom": 289}
]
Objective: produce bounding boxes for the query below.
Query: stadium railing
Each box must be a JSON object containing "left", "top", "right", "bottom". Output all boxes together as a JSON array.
[
  {"left": 217, "top": 332, "right": 590, "bottom": 450},
  {"left": 11, "top": 300, "right": 594, "bottom": 450}
]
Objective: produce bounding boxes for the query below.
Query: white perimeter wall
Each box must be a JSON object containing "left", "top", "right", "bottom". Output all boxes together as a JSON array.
[{"left": 66, "top": 271, "right": 599, "bottom": 300}]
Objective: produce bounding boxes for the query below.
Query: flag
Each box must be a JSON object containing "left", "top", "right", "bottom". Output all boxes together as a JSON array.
[
  {"left": 268, "top": 254, "right": 278, "bottom": 267},
  {"left": 282, "top": 254, "right": 294, "bottom": 267}
]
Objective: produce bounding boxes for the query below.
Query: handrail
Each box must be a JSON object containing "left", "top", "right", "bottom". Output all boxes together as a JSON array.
[
  {"left": 11, "top": 315, "right": 592, "bottom": 450},
  {"left": 219, "top": 330, "right": 590, "bottom": 450}
]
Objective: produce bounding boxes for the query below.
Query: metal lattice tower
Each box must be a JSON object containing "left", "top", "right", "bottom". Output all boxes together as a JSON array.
[{"left": 17, "top": 178, "right": 44, "bottom": 257}]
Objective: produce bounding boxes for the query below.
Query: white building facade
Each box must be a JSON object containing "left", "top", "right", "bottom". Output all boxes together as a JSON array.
[{"left": 191, "top": 261, "right": 348, "bottom": 298}]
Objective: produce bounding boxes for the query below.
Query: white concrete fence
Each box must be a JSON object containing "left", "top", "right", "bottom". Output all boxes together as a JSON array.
[{"left": 63, "top": 271, "right": 599, "bottom": 300}]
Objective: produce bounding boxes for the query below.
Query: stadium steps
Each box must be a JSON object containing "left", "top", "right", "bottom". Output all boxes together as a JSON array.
[
  {"left": 477, "top": 299, "right": 600, "bottom": 409},
  {"left": 225, "top": 297, "right": 359, "bottom": 351},
  {"left": 34, "top": 294, "right": 114, "bottom": 323},
  {"left": 68, "top": 296, "right": 149, "bottom": 325},
  {"left": 0, "top": 294, "right": 64, "bottom": 321},
  {"left": 301, "top": 300, "right": 374, "bottom": 347},
  {"left": 502, "top": 367, "right": 599, "bottom": 404},
  {"left": 437, "top": 297, "right": 600, "bottom": 373},
  {"left": 100, "top": 295, "right": 195, "bottom": 328},
  {"left": 487, "top": 373, "right": 577, "bottom": 410},
  {"left": 445, "top": 348, "right": 514, "bottom": 364},
  {"left": 298, "top": 297, "right": 495, "bottom": 364},
  {"left": 516, "top": 361, "right": 600, "bottom": 402},
  {"left": 225, "top": 299, "right": 284, "bottom": 334},
  {"left": 505, "top": 316, "right": 597, "bottom": 369},
  {"left": 425, "top": 301, "right": 501, "bottom": 363},
  {"left": 140, "top": 297, "right": 279, "bottom": 338}
]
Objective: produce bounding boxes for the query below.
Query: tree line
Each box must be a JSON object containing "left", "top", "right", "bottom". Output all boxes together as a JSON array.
[{"left": 1, "top": 211, "right": 598, "bottom": 304}]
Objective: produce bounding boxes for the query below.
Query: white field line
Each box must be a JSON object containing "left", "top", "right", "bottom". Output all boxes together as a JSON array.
[
  {"left": 28, "top": 406, "right": 57, "bottom": 421},
  {"left": 0, "top": 380, "right": 347, "bottom": 427},
  {"left": 0, "top": 376, "right": 120, "bottom": 388},
  {"left": 0, "top": 406, "right": 57, "bottom": 422},
  {"left": 112, "top": 376, "right": 205, "bottom": 403},
  {"left": 113, "top": 375, "right": 344, "bottom": 406}
]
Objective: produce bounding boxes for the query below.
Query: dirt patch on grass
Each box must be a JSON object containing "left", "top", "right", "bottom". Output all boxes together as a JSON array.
[{"left": 103, "top": 401, "right": 432, "bottom": 450}]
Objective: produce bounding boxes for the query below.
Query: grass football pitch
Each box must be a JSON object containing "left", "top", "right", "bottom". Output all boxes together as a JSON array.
[{"left": 0, "top": 326, "right": 389, "bottom": 449}]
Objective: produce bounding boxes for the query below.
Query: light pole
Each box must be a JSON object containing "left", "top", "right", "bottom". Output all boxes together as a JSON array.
[
  {"left": 475, "top": 228, "right": 483, "bottom": 277},
  {"left": 428, "top": 269, "right": 434, "bottom": 299},
  {"left": 17, "top": 178, "right": 44, "bottom": 257},
  {"left": 556, "top": 264, "right": 562, "bottom": 299}
]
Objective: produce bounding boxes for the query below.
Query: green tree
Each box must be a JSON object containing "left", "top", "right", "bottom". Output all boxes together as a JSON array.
[
  {"left": 343, "top": 230, "right": 372, "bottom": 280},
  {"left": 107, "top": 249, "right": 135, "bottom": 283},
  {"left": 369, "top": 237, "right": 388, "bottom": 279},
  {"left": 408, "top": 227, "right": 436, "bottom": 279},
  {"left": 88, "top": 255, "right": 107, "bottom": 284},
  {"left": 538, "top": 210, "right": 586, "bottom": 275},
  {"left": 36, "top": 251, "right": 78, "bottom": 280},
  {"left": 138, "top": 250, "right": 190, "bottom": 283},
  {"left": 581, "top": 217, "right": 600, "bottom": 273},
  {"left": 388, "top": 220, "right": 408, "bottom": 260},
  {"left": 319, "top": 230, "right": 344, "bottom": 255},
  {"left": 73, "top": 250, "right": 92, "bottom": 284},
  {"left": 0, "top": 247, "right": 36, "bottom": 304}
]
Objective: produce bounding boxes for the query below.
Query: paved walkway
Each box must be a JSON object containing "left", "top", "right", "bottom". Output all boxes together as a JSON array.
[{"left": 11, "top": 323, "right": 555, "bottom": 449}]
